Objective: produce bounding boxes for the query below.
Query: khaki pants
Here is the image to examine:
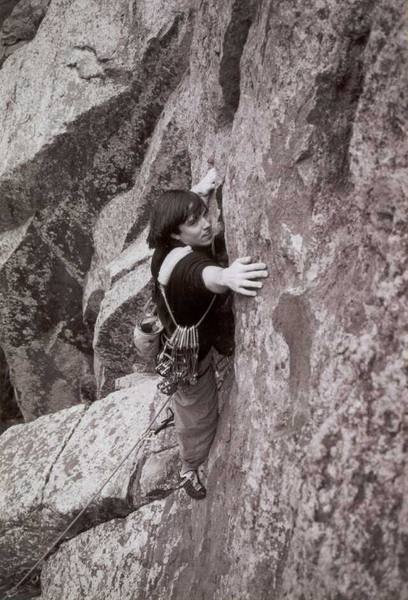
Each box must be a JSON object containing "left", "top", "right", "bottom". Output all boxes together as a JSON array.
[{"left": 172, "top": 350, "right": 218, "bottom": 473}]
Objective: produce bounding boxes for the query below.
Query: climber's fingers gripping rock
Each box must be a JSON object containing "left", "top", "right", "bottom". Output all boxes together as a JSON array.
[
  {"left": 221, "top": 256, "right": 268, "bottom": 297},
  {"left": 191, "top": 167, "right": 218, "bottom": 198}
]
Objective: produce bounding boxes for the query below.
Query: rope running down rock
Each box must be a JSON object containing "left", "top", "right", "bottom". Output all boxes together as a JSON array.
[{"left": 4, "top": 393, "right": 172, "bottom": 598}]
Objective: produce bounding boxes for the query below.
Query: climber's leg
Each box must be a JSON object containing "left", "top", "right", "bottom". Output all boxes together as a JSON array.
[{"left": 172, "top": 350, "right": 218, "bottom": 475}]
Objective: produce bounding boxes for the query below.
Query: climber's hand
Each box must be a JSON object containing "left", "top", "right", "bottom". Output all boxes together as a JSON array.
[
  {"left": 191, "top": 167, "right": 217, "bottom": 197},
  {"left": 221, "top": 257, "right": 268, "bottom": 297}
]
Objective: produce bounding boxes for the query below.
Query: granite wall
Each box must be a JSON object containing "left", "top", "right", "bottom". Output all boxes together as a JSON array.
[{"left": 0, "top": 1, "right": 406, "bottom": 599}]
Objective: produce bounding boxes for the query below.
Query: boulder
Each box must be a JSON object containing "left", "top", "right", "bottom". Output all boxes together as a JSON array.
[
  {"left": 82, "top": 194, "right": 149, "bottom": 330},
  {"left": 0, "top": 404, "right": 86, "bottom": 599},
  {"left": 0, "top": 0, "right": 193, "bottom": 418},
  {"left": 93, "top": 256, "right": 153, "bottom": 397},
  {"left": 41, "top": 501, "right": 169, "bottom": 600},
  {"left": 0, "top": 377, "right": 178, "bottom": 599},
  {"left": 40, "top": 362, "right": 233, "bottom": 600}
]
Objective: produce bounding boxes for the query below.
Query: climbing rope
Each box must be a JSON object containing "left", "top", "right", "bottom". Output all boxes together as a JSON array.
[
  {"left": 4, "top": 393, "right": 172, "bottom": 599},
  {"left": 4, "top": 354, "right": 234, "bottom": 599}
]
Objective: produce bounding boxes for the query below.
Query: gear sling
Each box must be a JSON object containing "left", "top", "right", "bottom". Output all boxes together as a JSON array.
[{"left": 155, "top": 246, "right": 216, "bottom": 395}]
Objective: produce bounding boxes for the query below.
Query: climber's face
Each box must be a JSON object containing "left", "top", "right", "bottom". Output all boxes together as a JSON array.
[{"left": 171, "top": 203, "right": 213, "bottom": 247}]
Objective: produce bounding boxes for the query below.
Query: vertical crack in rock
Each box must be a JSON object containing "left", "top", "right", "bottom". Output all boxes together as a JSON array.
[
  {"left": 218, "top": 0, "right": 254, "bottom": 126},
  {"left": 212, "top": 184, "right": 235, "bottom": 354},
  {"left": 40, "top": 405, "right": 90, "bottom": 507},
  {"left": 0, "top": 344, "right": 23, "bottom": 433}
]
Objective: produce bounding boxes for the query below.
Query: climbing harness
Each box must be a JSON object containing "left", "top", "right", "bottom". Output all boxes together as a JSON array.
[
  {"left": 156, "top": 283, "right": 216, "bottom": 395},
  {"left": 153, "top": 354, "right": 232, "bottom": 434},
  {"left": 4, "top": 393, "right": 172, "bottom": 600}
]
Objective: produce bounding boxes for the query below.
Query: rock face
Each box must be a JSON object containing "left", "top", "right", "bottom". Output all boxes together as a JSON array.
[
  {"left": 93, "top": 249, "right": 153, "bottom": 397},
  {"left": 0, "top": 345, "right": 23, "bottom": 432},
  {"left": 0, "top": 0, "right": 193, "bottom": 419},
  {"left": 0, "top": 0, "right": 407, "bottom": 599},
  {"left": 0, "top": 375, "right": 178, "bottom": 599},
  {"left": 0, "top": 0, "right": 50, "bottom": 67},
  {"left": 42, "top": 500, "right": 169, "bottom": 600},
  {"left": 0, "top": 404, "right": 86, "bottom": 599}
]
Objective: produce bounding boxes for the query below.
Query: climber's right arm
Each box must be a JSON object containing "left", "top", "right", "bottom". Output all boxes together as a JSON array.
[{"left": 202, "top": 257, "right": 268, "bottom": 297}]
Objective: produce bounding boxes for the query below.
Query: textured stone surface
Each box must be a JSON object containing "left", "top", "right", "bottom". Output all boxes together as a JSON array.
[
  {"left": 41, "top": 363, "right": 234, "bottom": 600},
  {"left": 82, "top": 194, "right": 149, "bottom": 330},
  {"left": 0, "top": 378, "right": 178, "bottom": 598},
  {"left": 2, "top": 0, "right": 407, "bottom": 599},
  {"left": 42, "top": 377, "right": 162, "bottom": 516},
  {"left": 0, "top": 345, "right": 23, "bottom": 432},
  {"left": 42, "top": 501, "right": 168, "bottom": 600},
  {"left": 0, "top": 0, "right": 193, "bottom": 419},
  {"left": 0, "top": 218, "right": 95, "bottom": 420},
  {"left": 0, "top": 404, "right": 86, "bottom": 599},
  {"left": 83, "top": 76, "right": 193, "bottom": 324},
  {"left": 123, "top": 78, "right": 193, "bottom": 247},
  {"left": 41, "top": 1, "right": 407, "bottom": 599},
  {"left": 0, "top": 0, "right": 51, "bottom": 67},
  {"left": 114, "top": 371, "right": 153, "bottom": 391},
  {"left": 93, "top": 258, "right": 153, "bottom": 397}
]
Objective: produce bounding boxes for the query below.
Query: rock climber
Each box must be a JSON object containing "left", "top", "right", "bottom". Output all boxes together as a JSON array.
[{"left": 147, "top": 168, "right": 268, "bottom": 500}]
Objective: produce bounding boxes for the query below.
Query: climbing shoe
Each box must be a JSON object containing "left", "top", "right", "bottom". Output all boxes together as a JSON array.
[{"left": 180, "top": 470, "right": 206, "bottom": 500}]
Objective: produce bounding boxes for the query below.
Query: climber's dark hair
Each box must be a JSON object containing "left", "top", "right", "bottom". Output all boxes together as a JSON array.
[{"left": 147, "top": 190, "right": 206, "bottom": 249}]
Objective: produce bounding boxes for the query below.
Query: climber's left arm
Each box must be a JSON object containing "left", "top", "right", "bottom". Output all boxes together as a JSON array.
[{"left": 190, "top": 167, "right": 217, "bottom": 203}]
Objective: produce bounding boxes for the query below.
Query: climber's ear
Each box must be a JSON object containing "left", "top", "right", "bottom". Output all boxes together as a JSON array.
[{"left": 170, "top": 232, "right": 181, "bottom": 241}]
